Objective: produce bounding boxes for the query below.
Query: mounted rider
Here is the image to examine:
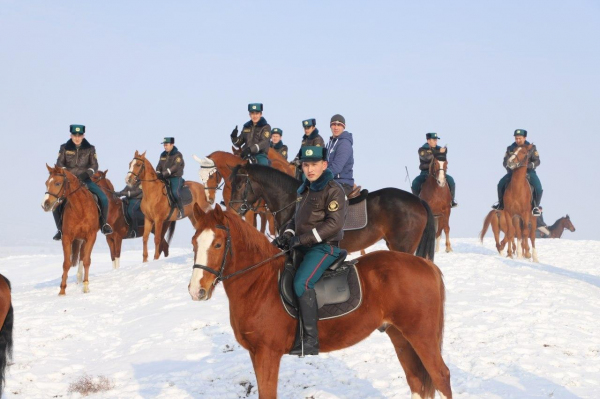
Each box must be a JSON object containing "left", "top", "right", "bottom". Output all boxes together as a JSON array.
[
  {"left": 53, "top": 124, "right": 113, "bottom": 240},
  {"left": 411, "top": 132, "right": 458, "bottom": 207},
  {"left": 326, "top": 114, "right": 354, "bottom": 196},
  {"left": 492, "top": 129, "right": 543, "bottom": 216},
  {"left": 116, "top": 180, "right": 143, "bottom": 238},
  {"left": 275, "top": 146, "right": 347, "bottom": 357},
  {"left": 156, "top": 137, "right": 185, "bottom": 219},
  {"left": 292, "top": 119, "right": 325, "bottom": 164},
  {"left": 270, "top": 128, "right": 288, "bottom": 160},
  {"left": 231, "top": 103, "right": 271, "bottom": 166}
]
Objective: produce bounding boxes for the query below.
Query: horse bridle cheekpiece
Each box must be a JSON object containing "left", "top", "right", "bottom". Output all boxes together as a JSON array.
[
  {"left": 228, "top": 173, "right": 256, "bottom": 215},
  {"left": 45, "top": 171, "right": 83, "bottom": 210},
  {"left": 127, "top": 157, "right": 146, "bottom": 182}
]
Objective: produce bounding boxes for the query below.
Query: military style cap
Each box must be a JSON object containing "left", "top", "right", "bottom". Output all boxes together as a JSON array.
[
  {"left": 330, "top": 114, "right": 345, "bottom": 126},
  {"left": 70, "top": 124, "right": 85, "bottom": 135},
  {"left": 161, "top": 137, "right": 175, "bottom": 144},
  {"left": 302, "top": 119, "right": 316, "bottom": 128},
  {"left": 514, "top": 129, "right": 527, "bottom": 137},
  {"left": 271, "top": 128, "right": 283, "bottom": 136},
  {"left": 248, "top": 103, "right": 263, "bottom": 112},
  {"left": 426, "top": 132, "right": 440, "bottom": 140},
  {"left": 299, "top": 146, "right": 325, "bottom": 162}
]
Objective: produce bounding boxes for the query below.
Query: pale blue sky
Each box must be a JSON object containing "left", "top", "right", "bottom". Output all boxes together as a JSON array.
[{"left": 1, "top": 1, "right": 598, "bottom": 248}]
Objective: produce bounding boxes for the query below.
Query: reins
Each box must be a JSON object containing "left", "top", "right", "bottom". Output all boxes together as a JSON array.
[
  {"left": 128, "top": 157, "right": 161, "bottom": 182},
  {"left": 45, "top": 172, "right": 86, "bottom": 209}
]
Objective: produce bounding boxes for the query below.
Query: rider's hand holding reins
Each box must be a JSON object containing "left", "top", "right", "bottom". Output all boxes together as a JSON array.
[{"left": 240, "top": 147, "right": 251, "bottom": 159}]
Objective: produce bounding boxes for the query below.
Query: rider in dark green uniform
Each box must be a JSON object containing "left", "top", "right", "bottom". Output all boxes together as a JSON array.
[
  {"left": 156, "top": 137, "right": 185, "bottom": 219},
  {"left": 53, "top": 124, "right": 113, "bottom": 240},
  {"left": 231, "top": 103, "right": 271, "bottom": 166},
  {"left": 276, "top": 146, "right": 347, "bottom": 357},
  {"left": 411, "top": 132, "right": 458, "bottom": 207},
  {"left": 292, "top": 119, "right": 325, "bottom": 179},
  {"left": 270, "top": 128, "right": 288, "bottom": 160},
  {"left": 116, "top": 181, "right": 143, "bottom": 238},
  {"left": 492, "top": 129, "right": 543, "bottom": 216}
]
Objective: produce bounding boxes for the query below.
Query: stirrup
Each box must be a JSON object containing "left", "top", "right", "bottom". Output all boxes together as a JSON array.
[
  {"left": 451, "top": 201, "right": 458, "bottom": 208},
  {"left": 101, "top": 224, "right": 114, "bottom": 235},
  {"left": 492, "top": 203, "right": 503, "bottom": 210},
  {"left": 53, "top": 230, "right": 62, "bottom": 241},
  {"left": 532, "top": 207, "right": 542, "bottom": 217}
]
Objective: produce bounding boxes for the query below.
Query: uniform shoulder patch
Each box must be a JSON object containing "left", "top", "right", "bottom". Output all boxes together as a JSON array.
[
  {"left": 94, "top": 153, "right": 97, "bottom": 159},
  {"left": 264, "top": 131, "right": 270, "bottom": 138},
  {"left": 420, "top": 151, "right": 425, "bottom": 156},
  {"left": 282, "top": 150, "right": 287, "bottom": 156},
  {"left": 328, "top": 200, "right": 339, "bottom": 212},
  {"left": 176, "top": 157, "right": 181, "bottom": 163},
  {"left": 534, "top": 151, "right": 539, "bottom": 156}
]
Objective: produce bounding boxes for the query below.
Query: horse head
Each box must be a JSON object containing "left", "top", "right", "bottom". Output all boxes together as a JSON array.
[
  {"left": 429, "top": 157, "right": 448, "bottom": 187},
  {"left": 194, "top": 154, "right": 220, "bottom": 206},
  {"left": 42, "top": 164, "right": 76, "bottom": 212},
  {"left": 506, "top": 144, "right": 533, "bottom": 170},
  {"left": 189, "top": 203, "right": 230, "bottom": 301},
  {"left": 563, "top": 215, "right": 576, "bottom": 232},
  {"left": 228, "top": 163, "right": 259, "bottom": 217},
  {"left": 125, "top": 150, "right": 148, "bottom": 186}
]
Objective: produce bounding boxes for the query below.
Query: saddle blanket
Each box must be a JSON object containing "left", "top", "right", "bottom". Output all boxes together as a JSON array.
[{"left": 344, "top": 191, "right": 368, "bottom": 230}]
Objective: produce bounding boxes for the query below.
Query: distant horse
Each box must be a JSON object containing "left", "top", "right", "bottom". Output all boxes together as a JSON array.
[
  {"left": 42, "top": 165, "right": 98, "bottom": 294},
  {"left": 92, "top": 170, "right": 175, "bottom": 267},
  {"left": 125, "top": 151, "right": 211, "bottom": 262},
  {"left": 538, "top": 215, "right": 576, "bottom": 238},
  {"left": 503, "top": 144, "right": 538, "bottom": 261},
  {"left": 229, "top": 164, "right": 436, "bottom": 258},
  {"left": 188, "top": 204, "right": 451, "bottom": 399},
  {"left": 0, "top": 274, "right": 13, "bottom": 397},
  {"left": 419, "top": 158, "right": 453, "bottom": 253}
]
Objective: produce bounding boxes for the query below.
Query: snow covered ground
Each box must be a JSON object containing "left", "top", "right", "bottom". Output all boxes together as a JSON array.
[{"left": 1, "top": 238, "right": 599, "bottom": 398}]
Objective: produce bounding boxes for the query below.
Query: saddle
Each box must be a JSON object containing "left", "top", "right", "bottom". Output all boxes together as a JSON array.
[
  {"left": 344, "top": 189, "right": 368, "bottom": 231},
  {"left": 163, "top": 179, "right": 193, "bottom": 208},
  {"left": 279, "top": 249, "right": 363, "bottom": 320}
]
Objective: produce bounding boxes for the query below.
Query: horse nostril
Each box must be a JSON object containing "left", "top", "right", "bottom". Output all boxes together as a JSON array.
[{"left": 198, "top": 288, "right": 206, "bottom": 299}]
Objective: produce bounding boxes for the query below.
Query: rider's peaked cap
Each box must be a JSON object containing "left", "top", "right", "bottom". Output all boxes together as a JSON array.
[
  {"left": 271, "top": 128, "right": 283, "bottom": 136},
  {"left": 248, "top": 103, "right": 263, "bottom": 112},
  {"left": 426, "top": 132, "right": 440, "bottom": 140},
  {"left": 161, "top": 137, "right": 175, "bottom": 144},
  {"left": 514, "top": 129, "right": 527, "bottom": 137},
  {"left": 299, "top": 146, "right": 326, "bottom": 162},
  {"left": 302, "top": 119, "right": 316, "bottom": 128},
  {"left": 70, "top": 125, "right": 85, "bottom": 135}
]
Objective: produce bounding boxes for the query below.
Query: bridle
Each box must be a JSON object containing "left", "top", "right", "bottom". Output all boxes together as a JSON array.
[
  {"left": 507, "top": 147, "right": 531, "bottom": 170},
  {"left": 429, "top": 158, "right": 447, "bottom": 186},
  {"left": 127, "top": 157, "right": 160, "bottom": 182},
  {"left": 228, "top": 173, "right": 258, "bottom": 215},
  {"left": 200, "top": 165, "right": 225, "bottom": 191},
  {"left": 45, "top": 171, "right": 84, "bottom": 210},
  {"left": 192, "top": 223, "right": 289, "bottom": 285}
]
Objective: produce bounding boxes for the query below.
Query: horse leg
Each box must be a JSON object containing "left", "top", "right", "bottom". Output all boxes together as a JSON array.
[
  {"left": 81, "top": 235, "right": 96, "bottom": 294},
  {"left": 435, "top": 235, "right": 440, "bottom": 253},
  {"left": 267, "top": 213, "right": 276, "bottom": 236},
  {"left": 444, "top": 219, "right": 452, "bottom": 253},
  {"left": 249, "top": 348, "right": 282, "bottom": 399},
  {"left": 59, "top": 239, "right": 73, "bottom": 295},
  {"left": 259, "top": 212, "right": 267, "bottom": 234},
  {"left": 386, "top": 326, "right": 436, "bottom": 398},
  {"left": 522, "top": 219, "right": 532, "bottom": 259},
  {"left": 114, "top": 235, "right": 123, "bottom": 270},
  {"left": 153, "top": 220, "right": 164, "bottom": 260},
  {"left": 530, "top": 226, "right": 539, "bottom": 263},
  {"left": 142, "top": 218, "right": 152, "bottom": 263}
]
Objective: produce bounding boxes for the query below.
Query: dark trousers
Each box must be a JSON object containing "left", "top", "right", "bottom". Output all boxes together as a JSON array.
[
  {"left": 293, "top": 243, "right": 342, "bottom": 297},
  {"left": 411, "top": 170, "right": 456, "bottom": 200},
  {"left": 498, "top": 171, "right": 543, "bottom": 206},
  {"left": 125, "top": 198, "right": 143, "bottom": 233}
]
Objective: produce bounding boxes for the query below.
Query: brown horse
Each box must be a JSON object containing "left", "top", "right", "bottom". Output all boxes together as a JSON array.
[
  {"left": 92, "top": 170, "right": 175, "bottom": 267},
  {"left": 42, "top": 165, "right": 98, "bottom": 294},
  {"left": 539, "top": 215, "right": 576, "bottom": 238},
  {"left": 0, "top": 274, "right": 13, "bottom": 397},
  {"left": 480, "top": 210, "right": 515, "bottom": 256},
  {"left": 187, "top": 204, "right": 451, "bottom": 398},
  {"left": 503, "top": 144, "right": 538, "bottom": 262},
  {"left": 420, "top": 158, "right": 453, "bottom": 253},
  {"left": 231, "top": 146, "right": 296, "bottom": 176},
  {"left": 125, "top": 151, "right": 211, "bottom": 262}
]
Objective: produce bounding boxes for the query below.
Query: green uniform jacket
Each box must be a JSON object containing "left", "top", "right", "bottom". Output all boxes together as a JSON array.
[
  {"left": 503, "top": 141, "right": 540, "bottom": 173},
  {"left": 232, "top": 117, "right": 271, "bottom": 155},
  {"left": 418, "top": 143, "right": 447, "bottom": 171},
  {"left": 283, "top": 169, "right": 347, "bottom": 247},
  {"left": 271, "top": 141, "right": 288, "bottom": 160},
  {"left": 156, "top": 146, "right": 185, "bottom": 178},
  {"left": 56, "top": 138, "right": 99, "bottom": 179},
  {"left": 294, "top": 129, "right": 325, "bottom": 160}
]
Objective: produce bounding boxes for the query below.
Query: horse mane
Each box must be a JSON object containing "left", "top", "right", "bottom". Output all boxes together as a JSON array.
[
  {"left": 230, "top": 164, "right": 301, "bottom": 193},
  {"left": 220, "top": 210, "right": 281, "bottom": 259},
  {"left": 549, "top": 217, "right": 565, "bottom": 231}
]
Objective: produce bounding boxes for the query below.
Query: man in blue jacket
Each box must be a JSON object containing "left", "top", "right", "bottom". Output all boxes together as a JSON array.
[{"left": 326, "top": 114, "right": 354, "bottom": 195}]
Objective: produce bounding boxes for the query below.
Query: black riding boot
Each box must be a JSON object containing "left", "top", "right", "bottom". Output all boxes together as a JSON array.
[
  {"left": 100, "top": 207, "right": 113, "bottom": 236},
  {"left": 289, "top": 289, "right": 319, "bottom": 357},
  {"left": 176, "top": 198, "right": 185, "bottom": 219},
  {"left": 52, "top": 205, "right": 63, "bottom": 241}
]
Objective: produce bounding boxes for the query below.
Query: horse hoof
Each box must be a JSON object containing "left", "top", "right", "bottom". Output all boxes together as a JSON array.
[
  {"left": 83, "top": 282, "right": 90, "bottom": 293},
  {"left": 58, "top": 292, "right": 66, "bottom": 296}
]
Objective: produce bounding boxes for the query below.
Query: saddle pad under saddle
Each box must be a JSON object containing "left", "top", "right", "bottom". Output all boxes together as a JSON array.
[
  {"left": 165, "top": 182, "right": 193, "bottom": 207},
  {"left": 344, "top": 199, "right": 368, "bottom": 231},
  {"left": 279, "top": 263, "right": 363, "bottom": 320}
]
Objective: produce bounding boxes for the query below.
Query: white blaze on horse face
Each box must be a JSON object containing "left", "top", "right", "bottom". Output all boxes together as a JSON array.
[
  {"left": 42, "top": 178, "right": 54, "bottom": 207},
  {"left": 126, "top": 160, "right": 135, "bottom": 185},
  {"left": 437, "top": 160, "right": 446, "bottom": 187},
  {"left": 189, "top": 228, "right": 215, "bottom": 300},
  {"left": 508, "top": 147, "right": 521, "bottom": 165}
]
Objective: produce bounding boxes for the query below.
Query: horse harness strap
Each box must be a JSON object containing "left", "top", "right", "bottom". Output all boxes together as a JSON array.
[
  {"left": 228, "top": 173, "right": 260, "bottom": 213},
  {"left": 45, "top": 171, "right": 86, "bottom": 206},
  {"left": 192, "top": 223, "right": 290, "bottom": 284},
  {"left": 128, "top": 157, "right": 160, "bottom": 182}
]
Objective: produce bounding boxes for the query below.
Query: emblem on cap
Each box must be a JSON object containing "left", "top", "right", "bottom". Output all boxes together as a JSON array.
[
  {"left": 75, "top": 127, "right": 80, "bottom": 132},
  {"left": 252, "top": 105, "right": 257, "bottom": 110},
  {"left": 328, "top": 200, "right": 339, "bottom": 212},
  {"left": 306, "top": 149, "right": 313, "bottom": 156},
  {"left": 304, "top": 121, "right": 308, "bottom": 125}
]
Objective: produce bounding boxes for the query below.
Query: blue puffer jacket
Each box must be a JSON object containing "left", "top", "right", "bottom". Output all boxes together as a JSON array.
[{"left": 326, "top": 131, "right": 354, "bottom": 186}]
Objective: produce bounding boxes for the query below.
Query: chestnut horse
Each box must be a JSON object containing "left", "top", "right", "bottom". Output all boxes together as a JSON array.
[
  {"left": 125, "top": 151, "right": 211, "bottom": 262},
  {"left": 0, "top": 274, "right": 13, "bottom": 397},
  {"left": 503, "top": 144, "right": 538, "bottom": 262},
  {"left": 42, "top": 165, "right": 98, "bottom": 294},
  {"left": 228, "top": 164, "right": 436, "bottom": 259},
  {"left": 480, "top": 210, "right": 515, "bottom": 256},
  {"left": 187, "top": 204, "right": 451, "bottom": 398},
  {"left": 419, "top": 158, "right": 453, "bottom": 253},
  {"left": 538, "top": 215, "right": 576, "bottom": 238},
  {"left": 92, "top": 170, "right": 175, "bottom": 267}
]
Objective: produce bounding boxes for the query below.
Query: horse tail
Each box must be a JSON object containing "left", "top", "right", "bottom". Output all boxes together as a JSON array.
[
  {"left": 70, "top": 240, "right": 82, "bottom": 267},
  {"left": 415, "top": 199, "right": 436, "bottom": 261},
  {"left": 479, "top": 210, "right": 494, "bottom": 243},
  {"left": 0, "top": 277, "right": 14, "bottom": 395},
  {"left": 166, "top": 221, "right": 176, "bottom": 245}
]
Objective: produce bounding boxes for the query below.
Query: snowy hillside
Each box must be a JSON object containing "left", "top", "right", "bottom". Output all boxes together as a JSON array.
[{"left": 2, "top": 238, "right": 599, "bottom": 398}]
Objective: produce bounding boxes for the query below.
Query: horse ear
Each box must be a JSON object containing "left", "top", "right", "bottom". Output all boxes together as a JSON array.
[
  {"left": 566, "top": 214, "right": 570, "bottom": 219},
  {"left": 135, "top": 150, "right": 139, "bottom": 157},
  {"left": 46, "top": 163, "right": 53, "bottom": 173},
  {"left": 213, "top": 203, "right": 224, "bottom": 221},
  {"left": 141, "top": 151, "right": 147, "bottom": 158},
  {"left": 104, "top": 169, "right": 108, "bottom": 176},
  {"left": 193, "top": 203, "right": 206, "bottom": 225}
]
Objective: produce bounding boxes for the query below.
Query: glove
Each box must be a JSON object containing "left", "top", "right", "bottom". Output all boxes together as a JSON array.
[
  {"left": 240, "top": 147, "right": 252, "bottom": 159},
  {"left": 77, "top": 172, "right": 90, "bottom": 181},
  {"left": 230, "top": 125, "right": 239, "bottom": 138},
  {"left": 289, "top": 236, "right": 302, "bottom": 249},
  {"left": 115, "top": 190, "right": 124, "bottom": 197},
  {"left": 156, "top": 171, "right": 164, "bottom": 179}
]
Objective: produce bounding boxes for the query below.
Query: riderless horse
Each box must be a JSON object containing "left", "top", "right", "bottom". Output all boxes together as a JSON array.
[
  {"left": 419, "top": 157, "right": 453, "bottom": 253},
  {"left": 188, "top": 204, "right": 451, "bottom": 398},
  {"left": 228, "top": 163, "right": 436, "bottom": 258},
  {"left": 0, "top": 274, "right": 13, "bottom": 397},
  {"left": 537, "top": 215, "right": 576, "bottom": 238},
  {"left": 93, "top": 170, "right": 175, "bottom": 266},
  {"left": 42, "top": 165, "right": 99, "bottom": 294},
  {"left": 125, "top": 151, "right": 211, "bottom": 262}
]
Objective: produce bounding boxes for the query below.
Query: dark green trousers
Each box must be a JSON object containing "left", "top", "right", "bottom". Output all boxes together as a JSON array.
[
  {"left": 498, "top": 171, "right": 543, "bottom": 206},
  {"left": 125, "top": 198, "right": 143, "bottom": 232},
  {"left": 254, "top": 153, "right": 270, "bottom": 166},
  {"left": 411, "top": 170, "right": 456, "bottom": 200},
  {"left": 294, "top": 243, "right": 342, "bottom": 297}
]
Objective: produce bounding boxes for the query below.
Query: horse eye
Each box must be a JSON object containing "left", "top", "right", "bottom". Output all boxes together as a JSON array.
[
  {"left": 55, "top": 182, "right": 61, "bottom": 186},
  {"left": 215, "top": 243, "right": 222, "bottom": 249}
]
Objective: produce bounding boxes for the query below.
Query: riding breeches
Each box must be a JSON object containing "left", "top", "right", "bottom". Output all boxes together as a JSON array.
[
  {"left": 498, "top": 171, "right": 543, "bottom": 206},
  {"left": 125, "top": 198, "right": 143, "bottom": 230},
  {"left": 167, "top": 177, "right": 183, "bottom": 202},
  {"left": 253, "top": 153, "right": 271, "bottom": 166},
  {"left": 84, "top": 180, "right": 109, "bottom": 224},
  {"left": 293, "top": 243, "right": 342, "bottom": 297},
  {"left": 411, "top": 170, "right": 456, "bottom": 200}
]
